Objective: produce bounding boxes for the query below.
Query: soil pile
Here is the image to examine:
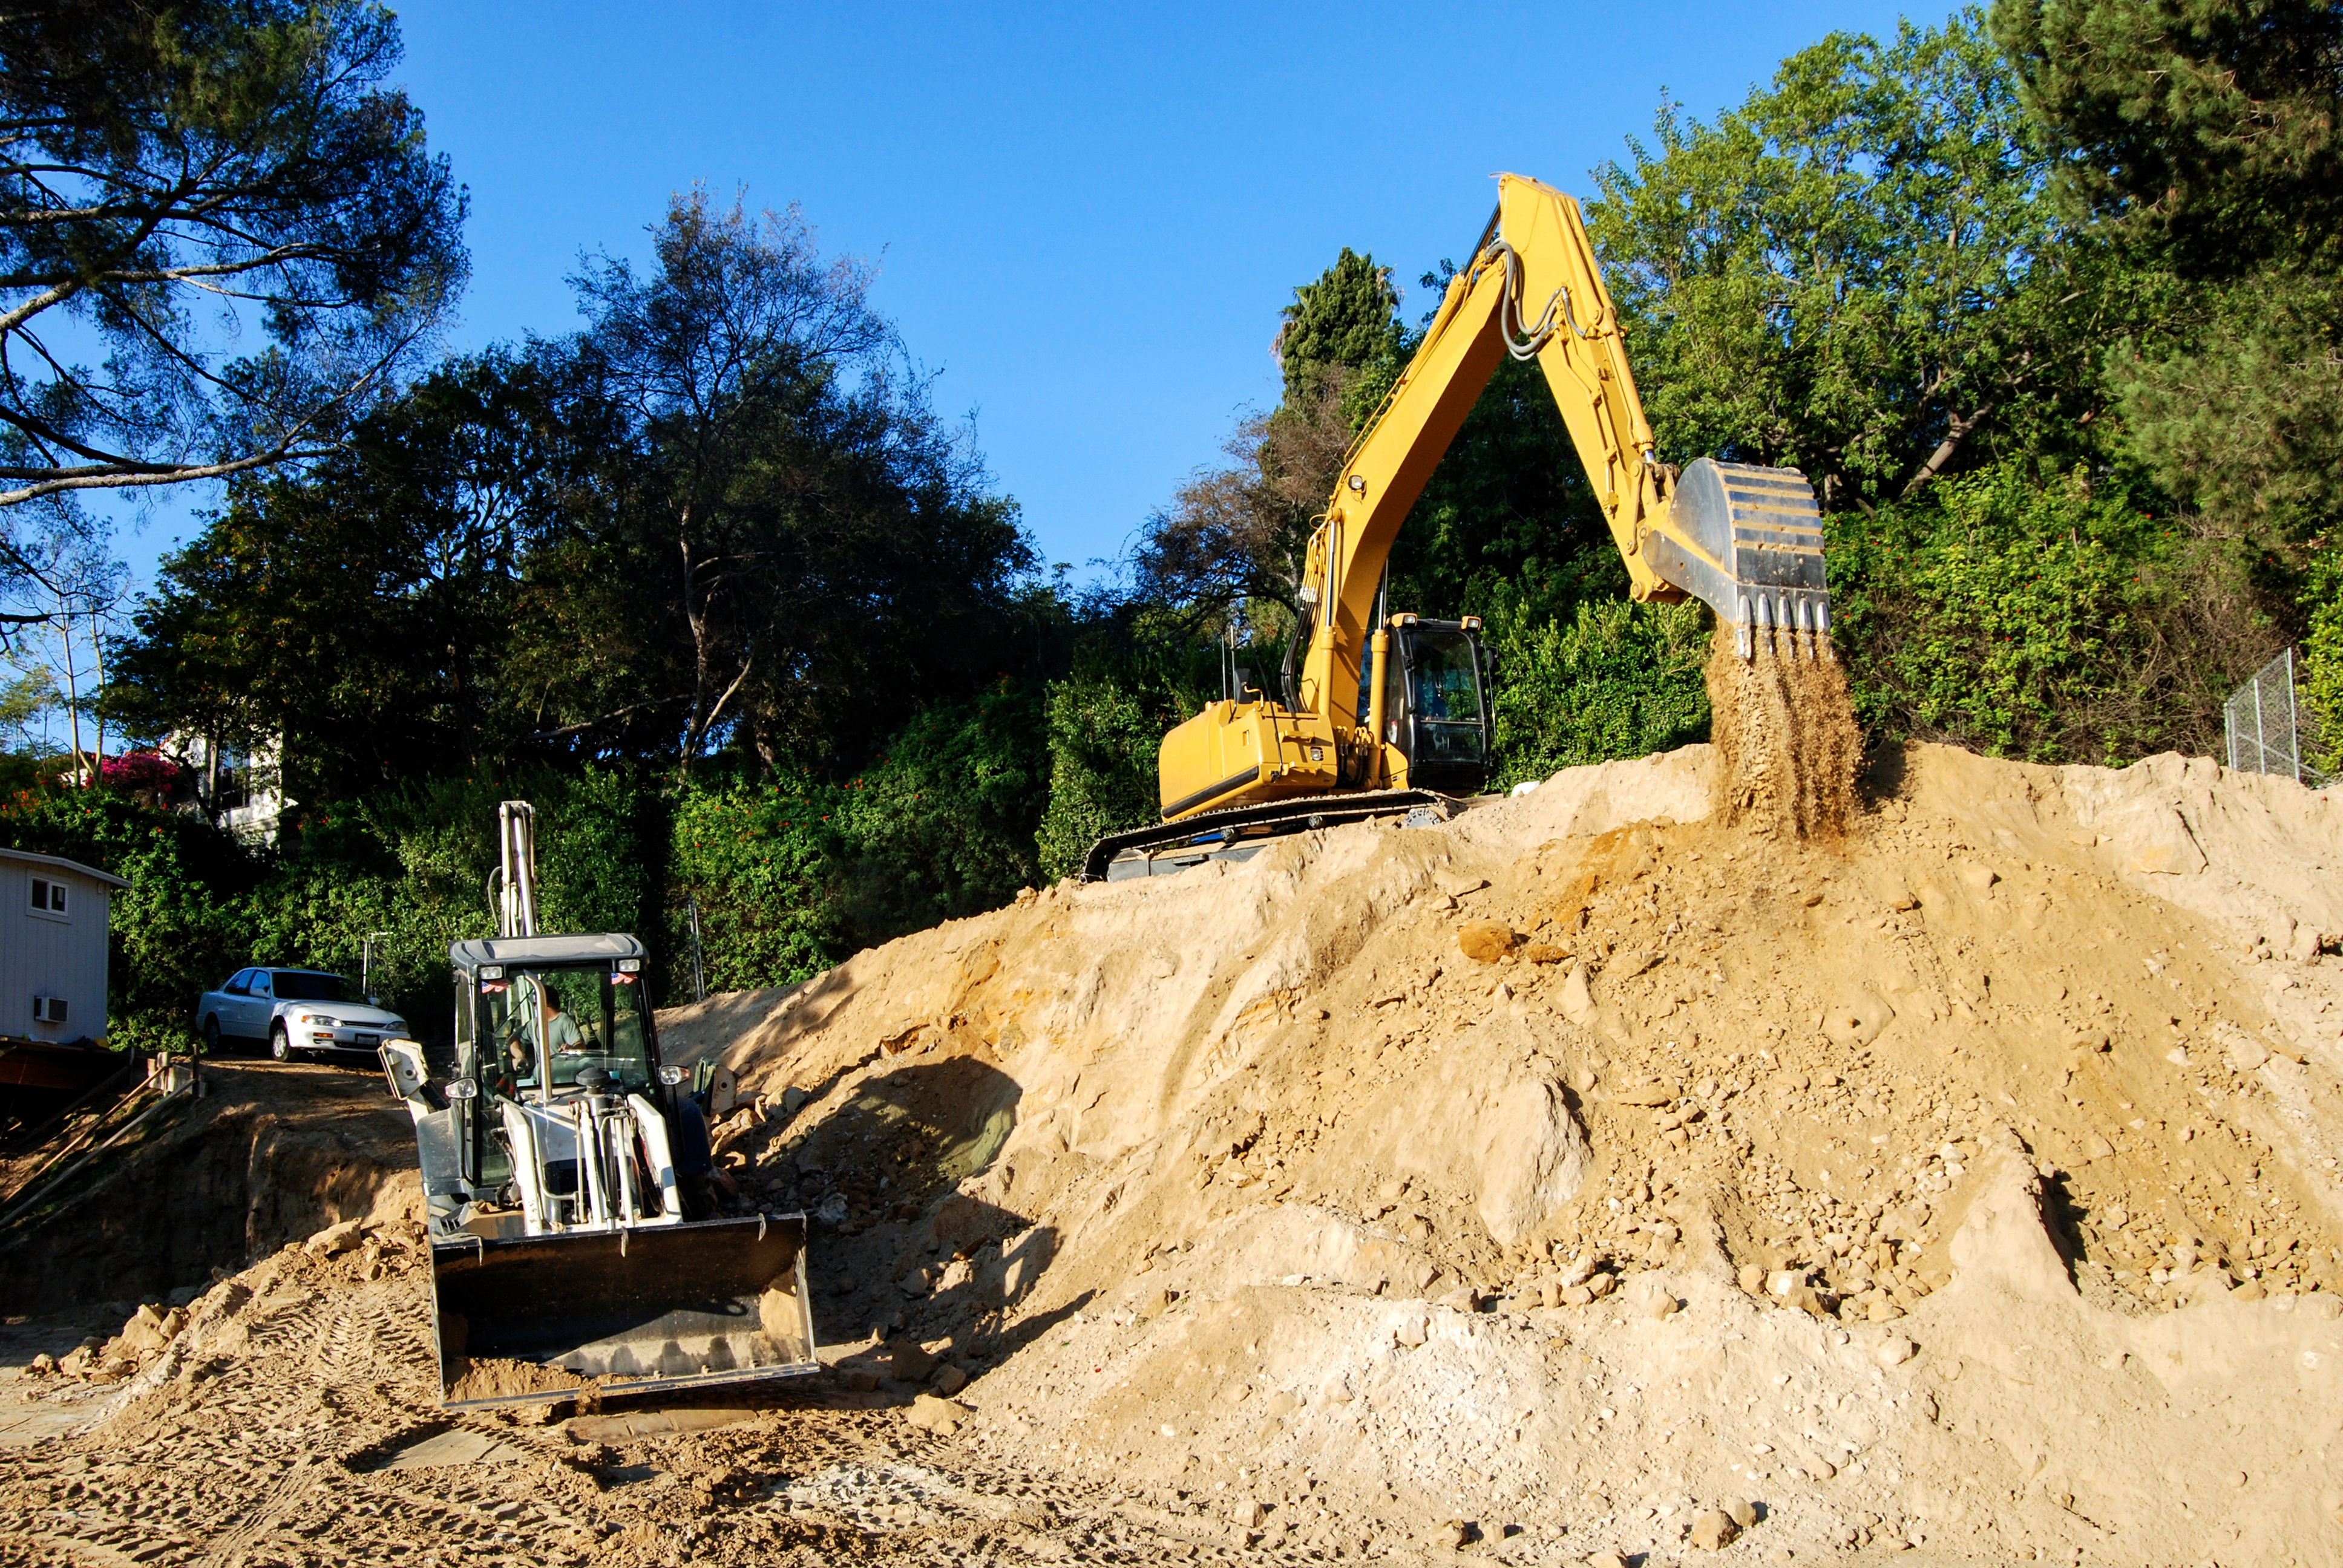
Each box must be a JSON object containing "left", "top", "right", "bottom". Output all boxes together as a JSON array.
[
  {"left": 10, "top": 739, "right": 2343, "bottom": 1565},
  {"left": 0, "top": 1216, "right": 1337, "bottom": 1564},
  {"left": 0, "top": 1060, "right": 420, "bottom": 1318},
  {"left": 1705, "top": 628, "right": 1861, "bottom": 842},
  {"left": 666, "top": 739, "right": 2343, "bottom": 1564}
]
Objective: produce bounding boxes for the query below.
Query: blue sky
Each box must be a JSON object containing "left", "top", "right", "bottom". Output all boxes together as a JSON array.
[{"left": 108, "top": 0, "right": 1938, "bottom": 589}]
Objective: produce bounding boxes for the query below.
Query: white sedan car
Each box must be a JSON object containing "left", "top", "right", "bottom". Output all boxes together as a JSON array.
[{"left": 195, "top": 967, "right": 410, "bottom": 1062}]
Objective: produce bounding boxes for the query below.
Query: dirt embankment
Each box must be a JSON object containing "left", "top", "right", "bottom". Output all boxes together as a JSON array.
[
  {"left": 8, "top": 736, "right": 2343, "bottom": 1566},
  {"left": 0, "top": 1060, "right": 419, "bottom": 1318},
  {"left": 659, "top": 739, "right": 2343, "bottom": 1564}
]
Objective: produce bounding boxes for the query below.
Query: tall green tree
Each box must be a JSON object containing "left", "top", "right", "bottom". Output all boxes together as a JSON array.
[
  {"left": 1275, "top": 247, "right": 1402, "bottom": 407},
  {"left": 0, "top": 1, "right": 465, "bottom": 510},
  {"left": 1997, "top": 0, "right": 2343, "bottom": 544},
  {"left": 1997, "top": 0, "right": 2343, "bottom": 748},
  {"left": 108, "top": 349, "right": 588, "bottom": 803},
  {"left": 1589, "top": 10, "right": 2113, "bottom": 511},
  {"left": 557, "top": 188, "right": 1035, "bottom": 774},
  {"left": 1993, "top": 0, "right": 2343, "bottom": 271}
]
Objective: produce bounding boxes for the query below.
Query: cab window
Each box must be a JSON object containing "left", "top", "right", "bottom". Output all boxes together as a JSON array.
[
  {"left": 477, "top": 964, "right": 656, "bottom": 1102},
  {"left": 1406, "top": 632, "right": 1486, "bottom": 763}
]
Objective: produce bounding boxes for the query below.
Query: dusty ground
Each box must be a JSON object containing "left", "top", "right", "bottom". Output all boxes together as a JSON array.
[{"left": 6, "top": 740, "right": 2343, "bottom": 1566}]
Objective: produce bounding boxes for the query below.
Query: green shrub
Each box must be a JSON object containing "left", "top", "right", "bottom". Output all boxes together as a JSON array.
[
  {"left": 1827, "top": 462, "right": 2270, "bottom": 763},
  {"left": 1035, "top": 675, "right": 1160, "bottom": 880},
  {"left": 664, "top": 778, "right": 844, "bottom": 998},
  {"left": 829, "top": 682, "right": 1048, "bottom": 940},
  {"left": 666, "top": 685, "right": 1050, "bottom": 995},
  {"left": 2301, "top": 549, "right": 2343, "bottom": 780},
  {"left": 1487, "top": 598, "right": 1712, "bottom": 787}
]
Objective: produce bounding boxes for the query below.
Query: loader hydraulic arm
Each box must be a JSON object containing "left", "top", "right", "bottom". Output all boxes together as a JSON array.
[{"left": 1295, "top": 173, "right": 1828, "bottom": 754}]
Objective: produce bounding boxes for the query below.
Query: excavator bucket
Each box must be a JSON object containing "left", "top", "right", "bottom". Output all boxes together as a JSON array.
[
  {"left": 428, "top": 1212, "right": 818, "bottom": 1410},
  {"left": 1642, "top": 457, "right": 1833, "bottom": 660}
]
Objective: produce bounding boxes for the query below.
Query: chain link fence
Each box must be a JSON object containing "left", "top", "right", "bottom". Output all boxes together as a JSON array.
[{"left": 2225, "top": 647, "right": 2331, "bottom": 787}]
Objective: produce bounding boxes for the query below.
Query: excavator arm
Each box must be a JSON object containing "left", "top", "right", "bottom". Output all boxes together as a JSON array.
[
  {"left": 1297, "top": 174, "right": 1829, "bottom": 742},
  {"left": 1115, "top": 174, "right": 1833, "bottom": 874}
]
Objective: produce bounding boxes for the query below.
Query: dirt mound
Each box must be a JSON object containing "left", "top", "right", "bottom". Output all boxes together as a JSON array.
[
  {"left": 13, "top": 737, "right": 2343, "bottom": 1564},
  {"left": 673, "top": 739, "right": 2343, "bottom": 1563},
  {"left": 0, "top": 1215, "right": 1275, "bottom": 1564},
  {"left": 0, "top": 1061, "right": 419, "bottom": 1316}
]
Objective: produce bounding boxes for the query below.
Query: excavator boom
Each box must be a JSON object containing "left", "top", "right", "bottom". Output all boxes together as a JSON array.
[{"left": 1094, "top": 174, "right": 1832, "bottom": 879}]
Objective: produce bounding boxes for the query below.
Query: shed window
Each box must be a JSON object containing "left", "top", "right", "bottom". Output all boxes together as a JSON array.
[{"left": 27, "top": 876, "right": 66, "bottom": 916}]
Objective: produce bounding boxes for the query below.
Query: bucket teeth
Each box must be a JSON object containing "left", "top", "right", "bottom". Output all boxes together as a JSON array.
[{"left": 1725, "top": 589, "right": 1839, "bottom": 662}]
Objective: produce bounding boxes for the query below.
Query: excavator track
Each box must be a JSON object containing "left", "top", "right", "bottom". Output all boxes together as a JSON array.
[{"left": 1080, "top": 789, "right": 1457, "bottom": 883}]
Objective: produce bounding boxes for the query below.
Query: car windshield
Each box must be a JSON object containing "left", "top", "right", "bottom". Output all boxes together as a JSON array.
[
  {"left": 271, "top": 972, "right": 358, "bottom": 1003},
  {"left": 1409, "top": 632, "right": 1485, "bottom": 761},
  {"left": 472, "top": 964, "right": 654, "bottom": 1102}
]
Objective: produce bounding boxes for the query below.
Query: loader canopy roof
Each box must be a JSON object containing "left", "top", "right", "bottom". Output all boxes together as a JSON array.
[{"left": 450, "top": 932, "right": 647, "bottom": 969}]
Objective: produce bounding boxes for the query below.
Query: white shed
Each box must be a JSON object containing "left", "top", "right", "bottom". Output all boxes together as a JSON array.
[{"left": 1, "top": 846, "right": 131, "bottom": 1047}]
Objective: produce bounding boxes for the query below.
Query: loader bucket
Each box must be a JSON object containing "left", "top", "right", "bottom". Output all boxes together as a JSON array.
[
  {"left": 428, "top": 1212, "right": 819, "bottom": 1410},
  {"left": 1642, "top": 457, "right": 1833, "bottom": 660}
]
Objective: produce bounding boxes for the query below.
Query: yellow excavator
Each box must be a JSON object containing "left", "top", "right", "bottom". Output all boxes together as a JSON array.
[{"left": 1083, "top": 173, "right": 1833, "bottom": 881}]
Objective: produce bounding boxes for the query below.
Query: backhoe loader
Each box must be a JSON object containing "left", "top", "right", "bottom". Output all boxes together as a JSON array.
[
  {"left": 1084, "top": 174, "right": 1830, "bottom": 880},
  {"left": 379, "top": 802, "right": 817, "bottom": 1409}
]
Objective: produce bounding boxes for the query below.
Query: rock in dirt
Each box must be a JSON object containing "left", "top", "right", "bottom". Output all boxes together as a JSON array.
[
  {"left": 929, "top": 1363, "right": 969, "bottom": 1396},
  {"left": 305, "top": 1219, "right": 364, "bottom": 1256},
  {"left": 1726, "top": 1498, "right": 1757, "bottom": 1529},
  {"left": 117, "top": 1303, "right": 185, "bottom": 1357},
  {"left": 905, "top": 1393, "right": 970, "bottom": 1434},
  {"left": 1458, "top": 921, "right": 1517, "bottom": 962},
  {"left": 1688, "top": 1509, "right": 1740, "bottom": 1550},
  {"left": 1559, "top": 962, "right": 1595, "bottom": 1024},
  {"left": 1874, "top": 1334, "right": 1916, "bottom": 1368},
  {"left": 888, "top": 1339, "right": 937, "bottom": 1382},
  {"left": 1820, "top": 990, "right": 1894, "bottom": 1048}
]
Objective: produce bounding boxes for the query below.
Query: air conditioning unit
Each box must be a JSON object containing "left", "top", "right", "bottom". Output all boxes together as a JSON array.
[{"left": 31, "top": 995, "right": 67, "bottom": 1024}]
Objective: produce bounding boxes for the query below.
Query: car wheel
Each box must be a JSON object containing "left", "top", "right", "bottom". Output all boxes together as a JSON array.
[
  {"left": 202, "top": 1016, "right": 221, "bottom": 1056},
  {"left": 269, "top": 1022, "right": 290, "bottom": 1062}
]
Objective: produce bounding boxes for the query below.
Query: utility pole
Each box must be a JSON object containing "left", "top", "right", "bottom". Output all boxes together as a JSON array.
[{"left": 56, "top": 585, "right": 83, "bottom": 786}]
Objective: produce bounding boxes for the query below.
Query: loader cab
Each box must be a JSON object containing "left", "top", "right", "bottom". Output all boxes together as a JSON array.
[
  {"left": 445, "top": 932, "right": 675, "bottom": 1197},
  {"left": 1359, "top": 614, "right": 1493, "bottom": 795}
]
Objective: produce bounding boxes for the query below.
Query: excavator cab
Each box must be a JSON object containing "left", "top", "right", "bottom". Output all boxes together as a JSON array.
[{"left": 1362, "top": 615, "right": 1493, "bottom": 796}]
